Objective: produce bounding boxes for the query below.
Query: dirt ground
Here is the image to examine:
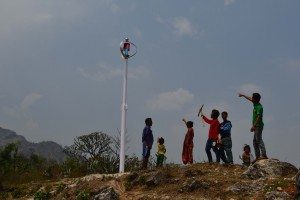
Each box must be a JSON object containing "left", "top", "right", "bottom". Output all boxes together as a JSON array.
[{"left": 0, "top": 162, "right": 297, "bottom": 200}]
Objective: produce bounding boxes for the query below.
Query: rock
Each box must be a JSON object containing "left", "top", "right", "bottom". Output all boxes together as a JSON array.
[
  {"left": 265, "top": 191, "right": 292, "bottom": 200},
  {"left": 178, "top": 180, "right": 210, "bottom": 193},
  {"left": 296, "top": 169, "right": 300, "bottom": 199},
  {"left": 276, "top": 187, "right": 283, "bottom": 191},
  {"left": 145, "top": 171, "right": 171, "bottom": 187},
  {"left": 126, "top": 172, "right": 139, "bottom": 182},
  {"left": 93, "top": 186, "right": 119, "bottom": 200},
  {"left": 124, "top": 172, "right": 140, "bottom": 188},
  {"left": 226, "top": 179, "right": 264, "bottom": 194},
  {"left": 184, "top": 169, "right": 204, "bottom": 177},
  {"left": 241, "top": 159, "right": 298, "bottom": 180}
]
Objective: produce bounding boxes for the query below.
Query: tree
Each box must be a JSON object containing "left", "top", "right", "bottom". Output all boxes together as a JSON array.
[
  {"left": 63, "top": 131, "right": 141, "bottom": 174},
  {"left": 0, "top": 143, "right": 19, "bottom": 175},
  {"left": 72, "top": 132, "right": 112, "bottom": 161}
]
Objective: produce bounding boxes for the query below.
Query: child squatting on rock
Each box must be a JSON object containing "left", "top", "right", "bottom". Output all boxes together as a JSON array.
[{"left": 240, "top": 144, "right": 254, "bottom": 167}]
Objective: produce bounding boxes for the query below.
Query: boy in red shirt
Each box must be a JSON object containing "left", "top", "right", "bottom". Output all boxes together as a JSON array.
[{"left": 200, "top": 109, "right": 226, "bottom": 163}]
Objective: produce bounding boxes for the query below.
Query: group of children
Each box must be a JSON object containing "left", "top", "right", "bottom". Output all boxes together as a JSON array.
[{"left": 141, "top": 92, "right": 268, "bottom": 169}]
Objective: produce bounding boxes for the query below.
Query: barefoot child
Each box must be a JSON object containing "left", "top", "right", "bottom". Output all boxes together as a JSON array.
[
  {"left": 182, "top": 119, "right": 194, "bottom": 165},
  {"left": 156, "top": 137, "right": 166, "bottom": 167}
]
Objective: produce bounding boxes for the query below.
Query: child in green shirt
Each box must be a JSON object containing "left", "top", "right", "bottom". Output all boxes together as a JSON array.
[{"left": 239, "top": 92, "right": 268, "bottom": 161}]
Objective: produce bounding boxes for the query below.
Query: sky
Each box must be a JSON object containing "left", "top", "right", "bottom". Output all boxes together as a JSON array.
[{"left": 0, "top": 0, "right": 299, "bottom": 167}]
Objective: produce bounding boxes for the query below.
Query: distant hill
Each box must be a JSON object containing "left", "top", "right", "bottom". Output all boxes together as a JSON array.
[{"left": 0, "top": 127, "right": 67, "bottom": 163}]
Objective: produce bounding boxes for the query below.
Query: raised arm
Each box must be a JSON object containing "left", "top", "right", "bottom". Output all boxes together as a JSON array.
[
  {"left": 238, "top": 93, "right": 253, "bottom": 102},
  {"left": 201, "top": 115, "right": 213, "bottom": 125},
  {"left": 182, "top": 118, "right": 187, "bottom": 126}
]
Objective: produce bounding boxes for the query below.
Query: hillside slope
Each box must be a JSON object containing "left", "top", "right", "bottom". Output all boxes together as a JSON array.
[
  {"left": 0, "top": 127, "right": 67, "bottom": 163},
  {"left": 1, "top": 159, "right": 298, "bottom": 200}
]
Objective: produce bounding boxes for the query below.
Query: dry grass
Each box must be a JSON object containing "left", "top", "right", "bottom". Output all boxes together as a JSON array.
[{"left": 0, "top": 162, "right": 297, "bottom": 200}]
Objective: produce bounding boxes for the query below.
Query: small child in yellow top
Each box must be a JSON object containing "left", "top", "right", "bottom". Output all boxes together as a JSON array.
[{"left": 156, "top": 137, "right": 166, "bottom": 167}]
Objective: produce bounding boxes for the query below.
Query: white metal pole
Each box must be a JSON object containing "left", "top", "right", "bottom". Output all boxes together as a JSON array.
[{"left": 119, "top": 59, "right": 128, "bottom": 173}]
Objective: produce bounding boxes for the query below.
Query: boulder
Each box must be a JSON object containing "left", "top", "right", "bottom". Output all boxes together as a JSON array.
[
  {"left": 93, "top": 186, "right": 119, "bottom": 200},
  {"left": 184, "top": 169, "right": 205, "bottom": 178},
  {"left": 265, "top": 191, "right": 292, "bottom": 200},
  {"left": 178, "top": 179, "right": 210, "bottom": 193},
  {"left": 126, "top": 172, "right": 139, "bottom": 183},
  {"left": 226, "top": 179, "right": 264, "bottom": 194},
  {"left": 241, "top": 159, "right": 298, "bottom": 179},
  {"left": 296, "top": 169, "right": 300, "bottom": 199},
  {"left": 145, "top": 171, "right": 171, "bottom": 187},
  {"left": 124, "top": 172, "right": 139, "bottom": 188}
]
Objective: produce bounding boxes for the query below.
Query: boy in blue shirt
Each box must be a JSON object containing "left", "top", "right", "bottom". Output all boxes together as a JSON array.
[
  {"left": 219, "top": 111, "right": 233, "bottom": 164},
  {"left": 141, "top": 118, "right": 154, "bottom": 170}
]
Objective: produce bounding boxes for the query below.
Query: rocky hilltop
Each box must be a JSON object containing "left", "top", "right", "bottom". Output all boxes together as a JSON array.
[
  {"left": 3, "top": 158, "right": 299, "bottom": 200},
  {"left": 0, "top": 127, "right": 67, "bottom": 163}
]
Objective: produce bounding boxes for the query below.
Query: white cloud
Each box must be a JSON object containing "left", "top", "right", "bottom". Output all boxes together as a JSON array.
[
  {"left": 129, "top": 67, "right": 149, "bottom": 79},
  {"left": 147, "top": 88, "right": 194, "bottom": 111},
  {"left": 172, "top": 17, "right": 197, "bottom": 37},
  {"left": 224, "top": 0, "right": 236, "bottom": 6},
  {"left": 0, "top": 1, "right": 89, "bottom": 40},
  {"left": 155, "top": 15, "right": 199, "bottom": 38},
  {"left": 269, "top": 58, "right": 300, "bottom": 72},
  {"left": 286, "top": 59, "right": 300, "bottom": 71},
  {"left": 110, "top": 3, "right": 120, "bottom": 14},
  {"left": 77, "top": 64, "right": 150, "bottom": 82},
  {"left": 238, "top": 83, "right": 262, "bottom": 94},
  {"left": 20, "top": 93, "right": 43, "bottom": 112},
  {"left": 77, "top": 64, "right": 122, "bottom": 82},
  {"left": 1, "top": 93, "right": 43, "bottom": 131}
]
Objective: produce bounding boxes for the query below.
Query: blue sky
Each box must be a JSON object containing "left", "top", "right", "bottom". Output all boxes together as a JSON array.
[{"left": 0, "top": 0, "right": 299, "bottom": 166}]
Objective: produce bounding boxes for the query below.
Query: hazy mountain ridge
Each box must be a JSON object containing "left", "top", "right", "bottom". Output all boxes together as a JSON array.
[{"left": 0, "top": 127, "right": 67, "bottom": 163}]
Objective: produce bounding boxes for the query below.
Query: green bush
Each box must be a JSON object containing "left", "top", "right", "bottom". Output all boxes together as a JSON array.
[
  {"left": 56, "top": 182, "right": 66, "bottom": 193},
  {"left": 76, "top": 190, "right": 90, "bottom": 200},
  {"left": 34, "top": 190, "right": 51, "bottom": 200}
]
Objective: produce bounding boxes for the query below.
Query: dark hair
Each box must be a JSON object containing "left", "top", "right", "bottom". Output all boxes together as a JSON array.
[
  {"left": 222, "top": 111, "right": 228, "bottom": 116},
  {"left": 158, "top": 137, "right": 165, "bottom": 145},
  {"left": 252, "top": 93, "right": 261, "bottom": 102},
  {"left": 145, "top": 118, "right": 152, "bottom": 126},
  {"left": 211, "top": 109, "right": 220, "bottom": 119},
  {"left": 243, "top": 144, "right": 251, "bottom": 151},
  {"left": 186, "top": 121, "right": 193, "bottom": 128}
]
